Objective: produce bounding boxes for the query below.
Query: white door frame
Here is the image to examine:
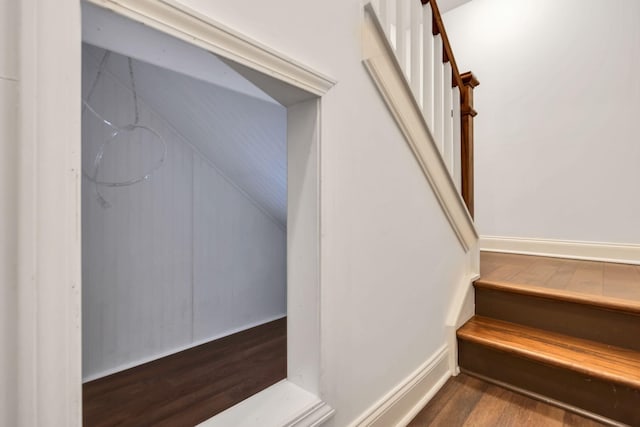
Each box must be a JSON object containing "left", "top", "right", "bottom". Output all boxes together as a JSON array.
[{"left": 16, "top": 0, "right": 335, "bottom": 425}]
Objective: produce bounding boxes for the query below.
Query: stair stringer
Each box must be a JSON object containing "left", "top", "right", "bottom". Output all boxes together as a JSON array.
[{"left": 362, "top": 3, "right": 478, "bottom": 252}]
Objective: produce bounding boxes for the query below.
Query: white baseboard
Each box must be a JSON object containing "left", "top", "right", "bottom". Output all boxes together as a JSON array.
[
  {"left": 83, "top": 313, "right": 287, "bottom": 383},
  {"left": 348, "top": 345, "right": 451, "bottom": 427},
  {"left": 480, "top": 236, "right": 640, "bottom": 266},
  {"left": 199, "top": 380, "right": 334, "bottom": 427}
]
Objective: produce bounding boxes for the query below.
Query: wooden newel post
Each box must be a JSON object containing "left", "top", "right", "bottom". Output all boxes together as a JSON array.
[{"left": 460, "top": 71, "right": 479, "bottom": 218}]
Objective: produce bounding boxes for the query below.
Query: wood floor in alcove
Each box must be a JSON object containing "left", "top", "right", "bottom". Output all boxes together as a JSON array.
[
  {"left": 83, "top": 318, "right": 286, "bottom": 427},
  {"left": 408, "top": 374, "right": 607, "bottom": 427},
  {"left": 480, "top": 252, "right": 640, "bottom": 304}
]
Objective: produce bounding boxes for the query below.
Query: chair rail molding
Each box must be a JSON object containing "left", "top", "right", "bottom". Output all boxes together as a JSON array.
[{"left": 86, "top": 0, "right": 336, "bottom": 99}]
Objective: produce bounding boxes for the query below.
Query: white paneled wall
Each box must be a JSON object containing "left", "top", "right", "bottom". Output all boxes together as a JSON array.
[
  {"left": 0, "top": 2, "right": 19, "bottom": 422},
  {"left": 193, "top": 155, "right": 286, "bottom": 341},
  {"left": 0, "top": 74, "right": 18, "bottom": 427},
  {"left": 82, "top": 49, "right": 286, "bottom": 381}
]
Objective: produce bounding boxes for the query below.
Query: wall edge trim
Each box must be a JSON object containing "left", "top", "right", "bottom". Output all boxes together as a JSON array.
[
  {"left": 198, "top": 380, "right": 334, "bottom": 427},
  {"left": 480, "top": 236, "right": 640, "bottom": 266},
  {"left": 85, "top": 0, "right": 336, "bottom": 97}
]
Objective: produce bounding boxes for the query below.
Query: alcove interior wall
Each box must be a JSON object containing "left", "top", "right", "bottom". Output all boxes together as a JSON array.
[{"left": 81, "top": 40, "right": 287, "bottom": 381}]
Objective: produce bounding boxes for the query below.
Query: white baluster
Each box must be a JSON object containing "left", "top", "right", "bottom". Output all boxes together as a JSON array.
[
  {"left": 452, "top": 86, "right": 462, "bottom": 191},
  {"left": 396, "top": 0, "right": 407, "bottom": 77},
  {"left": 410, "top": 0, "right": 422, "bottom": 104},
  {"left": 433, "top": 34, "right": 444, "bottom": 153},
  {"left": 422, "top": 2, "right": 434, "bottom": 130},
  {"left": 370, "top": 0, "right": 379, "bottom": 14},
  {"left": 443, "top": 61, "right": 453, "bottom": 173},
  {"left": 387, "top": 0, "right": 397, "bottom": 49},
  {"left": 378, "top": 0, "right": 389, "bottom": 38}
]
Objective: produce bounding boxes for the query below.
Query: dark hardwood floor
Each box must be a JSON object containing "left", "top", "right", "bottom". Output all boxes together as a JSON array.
[
  {"left": 83, "top": 318, "right": 286, "bottom": 427},
  {"left": 408, "top": 374, "right": 607, "bottom": 427}
]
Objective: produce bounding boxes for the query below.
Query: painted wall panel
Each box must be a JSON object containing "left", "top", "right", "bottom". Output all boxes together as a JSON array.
[
  {"left": 193, "top": 155, "right": 286, "bottom": 341},
  {"left": 0, "top": 78, "right": 18, "bottom": 427},
  {"left": 0, "top": 0, "right": 18, "bottom": 79},
  {"left": 82, "top": 46, "right": 286, "bottom": 380},
  {"left": 444, "top": 0, "right": 640, "bottom": 245},
  {"left": 82, "top": 59, "right": 195, "bottom": 378}
]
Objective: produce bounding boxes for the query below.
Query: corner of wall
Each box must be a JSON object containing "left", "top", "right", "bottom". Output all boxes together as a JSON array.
[{"left": 445, "top": 240, "right": 479, "bottom": 375}]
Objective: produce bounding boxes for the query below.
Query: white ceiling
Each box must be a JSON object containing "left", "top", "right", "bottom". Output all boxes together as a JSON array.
[
  {"left": 82, "top": 2, "right": 277, "bottom": 105},
  {"left": 83, "top": 44, "right": 288, "bottom": 226}
]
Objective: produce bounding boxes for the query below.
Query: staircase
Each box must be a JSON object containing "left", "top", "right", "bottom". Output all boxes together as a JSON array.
[{"left": 457, "top": 252, "right": 640, "bottom": 426}]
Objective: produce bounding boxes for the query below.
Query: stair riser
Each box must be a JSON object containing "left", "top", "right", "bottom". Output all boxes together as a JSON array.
[
  {"left": 458, "top": 340, "right": 640, "bottom": 426},
  {"left": 476, "top": 287, "right": 640, "bottom": 351}
]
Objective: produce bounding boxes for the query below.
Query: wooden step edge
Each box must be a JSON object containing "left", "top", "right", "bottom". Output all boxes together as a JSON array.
[
  {"left": 457, "top": 317, "right": 640, "bottom": 390},
  {"left": 474, "top": 279, "right": 640, "bottom": 315},
  {"left": 459, "top": 370, "right": 625, "bottom": 427}
]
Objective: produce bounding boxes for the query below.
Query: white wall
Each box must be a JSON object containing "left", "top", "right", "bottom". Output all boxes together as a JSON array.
[
  {"left": 82, "top": 48, "right": 286, "bottom": 380},
  {"left": 167, "top": 1, "right": 470, "bottom": 426},
  {"left": 444, "top": 0, "right": 640, "bottom": 245},
  {"left": 2, "top": 1, "right": 477, "bottom": 425},
  {"left": 0, "top": 0, "right": 18, "bottom": 423}
]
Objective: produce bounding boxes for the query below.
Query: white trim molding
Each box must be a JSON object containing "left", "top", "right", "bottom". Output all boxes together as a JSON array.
[
  {"left": 481, "top": 236, "right": 640, "bottom": 266},
  {"left": 445, "top": 272, "right": 480, "bottom": 375},
  {"left": 348, "top": 346, "right": 451, "bottom": 427},
  {"left": 444, "top": 240, "right": 480, "bottom": 376},
  {"left": 362, "top": 3, "right": 477, "bottom": 252},
  {"left": 18, "top": 0, "right": 335, "bottom": 425},
  {"left": 18, "top": 0, "right": 83, "bottom": 425},
  {"left": 199, "top": 380, "right": 334, "bottom": 427},
  {"left": 85, "top": 0, "right": 336, "bottom": 100}
]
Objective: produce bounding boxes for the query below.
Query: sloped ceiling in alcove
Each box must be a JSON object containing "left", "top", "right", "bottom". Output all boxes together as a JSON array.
[{"left": 83, "top": 44, "right": 287, "bottom": 227}]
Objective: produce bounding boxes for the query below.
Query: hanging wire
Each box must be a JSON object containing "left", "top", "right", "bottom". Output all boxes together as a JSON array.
[
  {"left": 82, "top": 52, "right": 168, "bottom": 208},
  {"left": 128, "top": 57, "right": 140, "bottom": 125}
]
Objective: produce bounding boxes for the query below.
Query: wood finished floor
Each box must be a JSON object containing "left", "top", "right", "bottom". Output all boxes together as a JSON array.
[
  {"left": 408, "top": 374, "right": 607, "bottom": 427},
  {"left": 458, "top": 316, "right": 640, "bottom": 389},
  {"left": 83, "top": 318, "right": 286, "bottom": 427},
  {"left": 480, "top": 252, "right": 640, "bottom": 305}
]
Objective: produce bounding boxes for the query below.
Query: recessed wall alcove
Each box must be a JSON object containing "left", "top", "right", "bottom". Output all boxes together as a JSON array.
[{"left": 80, "top": 1, "right": 335, "bottom": 425}]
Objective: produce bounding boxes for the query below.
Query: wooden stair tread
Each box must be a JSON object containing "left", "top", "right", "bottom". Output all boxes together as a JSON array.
[
  {"left": 457, "top": 316, "right": 640, "bottom": 389},
  {"left": 475, "top": 279, "right": 640, "bottom": 315}
]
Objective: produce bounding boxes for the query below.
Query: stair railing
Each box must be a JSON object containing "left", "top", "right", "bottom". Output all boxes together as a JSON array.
[{"left": 370, "top": 0, "right": 478, "bottom": 217}]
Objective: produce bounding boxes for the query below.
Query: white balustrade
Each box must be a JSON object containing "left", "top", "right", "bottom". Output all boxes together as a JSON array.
[
  {"left": 410, "top": 0, "right": 422, "bottom": 102},
  {"left": 433, "top": 34, "right": 444, "bottom": 154},
  {"left": 395, "top": 0, "right": 407, "bottom": 75},
  {"left": 422, "top": 2, "right": 434, "bottom": 128},
  {"left": 377, "top": 0, "right": 390, "bottom": 38},
  {"left": 452, "top": 86, "right": 462, "bottom": 190},
  {"left": 443, "top": 61, "right": 453, "bottom": 172},
  {"left": 369, "top": 0, "right": 465, "bottom": 190}
]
